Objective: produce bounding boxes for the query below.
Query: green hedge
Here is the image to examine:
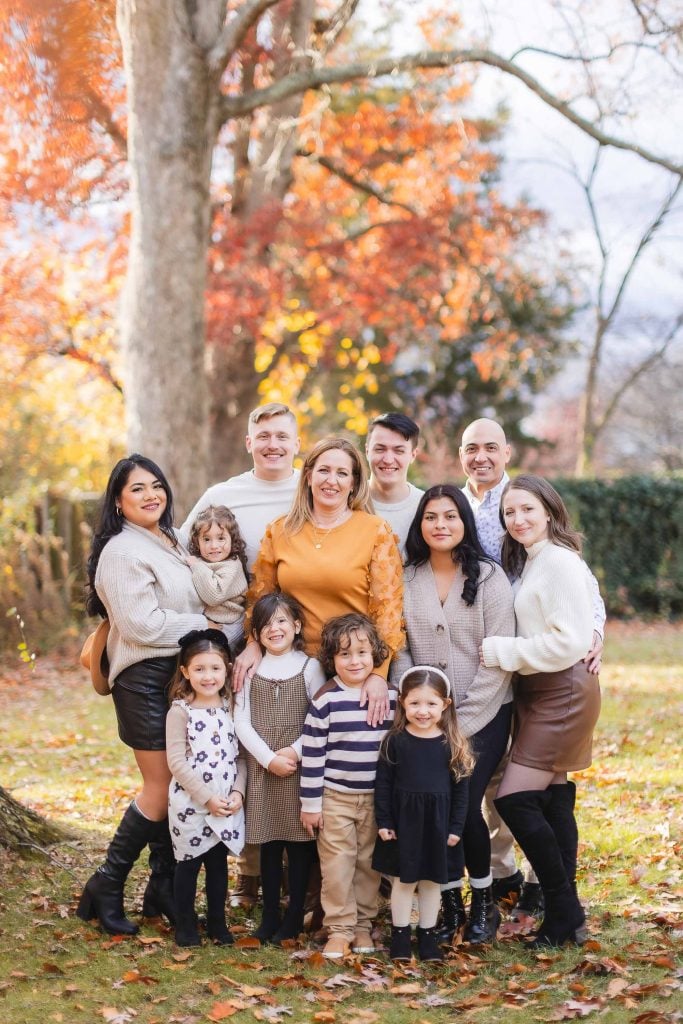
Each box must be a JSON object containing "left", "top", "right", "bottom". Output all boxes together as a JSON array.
[{"left": 552, "top": 476, "right": 683, "bottom": 618}]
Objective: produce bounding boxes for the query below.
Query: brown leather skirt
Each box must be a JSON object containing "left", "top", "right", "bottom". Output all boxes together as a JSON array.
[{"left": 510, "top": 661, "right": 601, "bottom": 772}]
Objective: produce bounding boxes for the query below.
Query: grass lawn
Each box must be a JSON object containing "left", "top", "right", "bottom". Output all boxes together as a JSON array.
[{"left": 0, "top": 623, "right": 680, "bottom": 1023}]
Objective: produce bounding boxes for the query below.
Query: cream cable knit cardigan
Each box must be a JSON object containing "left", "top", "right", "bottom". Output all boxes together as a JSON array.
[
  {"left": 391, "top": 560, "right": 515, "bottom": 739},
  {"left": 481, "top": 539, "right": 593, "bottom": 675},
  {"left": 96, "top": 522, "right": 208, "bottom": 682}
]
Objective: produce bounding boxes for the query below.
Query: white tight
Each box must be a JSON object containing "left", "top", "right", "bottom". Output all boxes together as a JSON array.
[{"left": 390, "top": 878, "right": 442, "bottom": 928}]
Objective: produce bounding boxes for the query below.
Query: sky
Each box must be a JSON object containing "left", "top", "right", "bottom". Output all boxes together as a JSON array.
[{"left": 362, "top": 0, "right": 683, "bottom": 423}]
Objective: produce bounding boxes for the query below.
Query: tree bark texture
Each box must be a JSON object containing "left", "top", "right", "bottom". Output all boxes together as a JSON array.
[
  {"left": 0, "top": 785, "right": 68, "bottom": 850},
  {"left": 117, "top": 0, "right": 226, "bottom": 516}
]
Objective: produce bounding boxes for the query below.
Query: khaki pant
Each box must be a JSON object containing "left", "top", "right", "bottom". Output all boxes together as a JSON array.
[
  {"left": 234, "top": 842, "right": 260, "bottom": 876},
  {"left": 318, "top": 788, "right": 380, "bottom": 940}
]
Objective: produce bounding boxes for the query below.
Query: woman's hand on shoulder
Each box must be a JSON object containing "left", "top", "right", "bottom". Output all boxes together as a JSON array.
[
  {"left": 232, "top": 640, "right": 262, "bottom": 692},
  {"left": 378, "top": 828, "right": 396, "bottom": 842},
  {"left": 359, "top": 672, "right": 390, "bottom": 726}
]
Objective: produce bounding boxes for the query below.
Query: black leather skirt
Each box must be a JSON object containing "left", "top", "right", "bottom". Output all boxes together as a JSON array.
[{"left": 111, "top": 656, "right": 177, "bottom": 751}]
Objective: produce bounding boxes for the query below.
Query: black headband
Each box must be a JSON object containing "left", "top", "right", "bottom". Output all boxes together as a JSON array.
[{"left": 178, "top": 629, "right": 231, "bottom": 654}]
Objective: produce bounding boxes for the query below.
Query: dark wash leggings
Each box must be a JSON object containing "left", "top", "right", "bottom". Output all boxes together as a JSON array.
[{"left": 457, "top": 701, "right": 513, "bottom": 881}]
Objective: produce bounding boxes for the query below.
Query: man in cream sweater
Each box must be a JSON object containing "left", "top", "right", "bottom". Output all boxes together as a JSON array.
[
  {"left": 365, "top": 412, "right": 423, "bottom": 554},
  {"left": 180, "top": 402, "right": 301, "bottom": 908}
]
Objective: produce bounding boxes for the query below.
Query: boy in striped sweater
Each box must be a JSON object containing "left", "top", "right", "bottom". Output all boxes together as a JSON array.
[{"left": 301, "top": 613, "right": 396, "bottom": 959}]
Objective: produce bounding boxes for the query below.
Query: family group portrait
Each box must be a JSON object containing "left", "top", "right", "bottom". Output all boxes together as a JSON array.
[{"left": 1, "top": 1, "right": 680, "bottom": 1023}]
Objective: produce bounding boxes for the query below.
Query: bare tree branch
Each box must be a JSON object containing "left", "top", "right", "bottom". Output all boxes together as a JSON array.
[
  {"left": 594, "top": 312, "right": 683, "bottom": 438},
  {"left": 297, "top": 148, "right": 419, "bottom": 214},
  {"left": 603, "top": 177, "right": 682, "bottom": 326},
  {"left": 220, "top": 47, "right": 683, "bottom": 176},
  {"left": 509, "top": 40, "right": 665, "bottom": 63},
  {"left": 207, "top": 0, "right": 281, "bottom": 77},
  {"left": 313, "top": 0, "right": 362, "bottom": 52}
]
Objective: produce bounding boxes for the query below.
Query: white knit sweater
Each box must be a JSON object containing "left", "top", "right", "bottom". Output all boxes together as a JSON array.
[
  {"left": 481, "top": 539, "right": 593, "bottom": 675},
  {"left": 96, "top": 522, "right": 208, "bottom": 682}
]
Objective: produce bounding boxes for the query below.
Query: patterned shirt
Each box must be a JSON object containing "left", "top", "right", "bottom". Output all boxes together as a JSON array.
[
  {"left": 462, "top": 472, "right": 509, "bottom": 562},
  {"left": 300, "top": 680, "right": 396, "bottom": 813}
]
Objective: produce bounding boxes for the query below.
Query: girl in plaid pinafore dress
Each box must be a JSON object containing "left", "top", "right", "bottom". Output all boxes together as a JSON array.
[{"left": 234, "top": 593, "right": 326, "bottom": 944}]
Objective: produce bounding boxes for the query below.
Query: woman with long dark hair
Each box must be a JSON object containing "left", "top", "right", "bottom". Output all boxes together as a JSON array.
[
  {"left": 394, "top": 484, "right": 515, "bottom": 944},
  {"left": 482, "top": 475, "right": 600, "bottom": 948},
  {"left": 76, "top": 454, "right": 213, "bottom": 935}
]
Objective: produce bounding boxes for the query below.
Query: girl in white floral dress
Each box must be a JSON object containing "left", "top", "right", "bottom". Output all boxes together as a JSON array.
[{"left": 166, "top": 630, "right": 246, "bottom": 946}]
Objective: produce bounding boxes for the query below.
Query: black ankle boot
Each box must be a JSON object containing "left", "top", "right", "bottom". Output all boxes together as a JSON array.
[
  {"left": 436, "top": 887, "right": 467, "bottom": 943},
  {"left": 76, "top": 802, "right": 154, "bottom": 935},
  {"left": 510, "top": 880, "right": 544, "bottom": 921},
  {"left": 463, "top": 886, "right": 500, "bottom": 943},
  {"left": 494, "top": 791, "right": 585, "bottom": 948},
  {"left": 142, "top": 818, "right": 176, "bottom": 923},
  {"left": 175, "top": 912, "right": 202, "bottom": 946},
  {"left": 270, "top": 909, "right": 304, "bottom": 945},
  {"left": 416, "top": 925, "right": 444, "bottom": 962},
  {"left": 253, "top": 909, "right": 282, "bottom": 942},
  {"left": 389, "top": 924, "right": 412, "bottom": 961}
]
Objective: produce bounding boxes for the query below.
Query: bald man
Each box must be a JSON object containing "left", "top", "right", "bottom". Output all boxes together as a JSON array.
[{"left": 459, "top": 418, "right": 605, "bottom": 921}]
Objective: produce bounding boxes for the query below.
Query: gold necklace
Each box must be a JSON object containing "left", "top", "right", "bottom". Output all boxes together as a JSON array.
[{"left": 310, "top": 509, "right": 351, "bottom": 549}]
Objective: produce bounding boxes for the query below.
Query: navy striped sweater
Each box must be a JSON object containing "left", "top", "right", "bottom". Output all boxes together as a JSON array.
[{"left": 300, "top": 678, "right": 396, "bottom": 813}]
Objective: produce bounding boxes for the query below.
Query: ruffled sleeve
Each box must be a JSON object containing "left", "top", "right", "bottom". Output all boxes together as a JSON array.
[
  {"left": 367, "top": 519, "right": 405, "bottom": 676},
  {"left": 243, "top": 521, "right": 279, "bottom": 636}
]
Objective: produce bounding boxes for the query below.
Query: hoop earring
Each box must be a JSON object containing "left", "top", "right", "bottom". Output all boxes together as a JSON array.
[{"left": 116, "top": 506, "right": 123, "bottom": 516}]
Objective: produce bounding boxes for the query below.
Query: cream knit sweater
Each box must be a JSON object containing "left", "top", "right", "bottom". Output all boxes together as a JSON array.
[
  {"left": 481, "top": 539, "right": 593, "bottom": 675},
  {"left": 96, "top": 522, "right": 208, "bottom": 682}
]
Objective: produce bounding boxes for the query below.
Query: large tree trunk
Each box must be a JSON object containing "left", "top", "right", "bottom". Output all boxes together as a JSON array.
[
  {"left": 117, "top": 0, "right": 225, "bottom": 516},
  {"left": 208, "top": 336, "right": 262, "bottom": 480},
  {"left": 207, "top": 2, "right": 315, "bottom": 481},
  {"left": 0, "top": 785, "right": 68, "bottom": 850}
]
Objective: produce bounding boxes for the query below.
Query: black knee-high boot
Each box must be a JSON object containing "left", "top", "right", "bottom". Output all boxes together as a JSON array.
[
  {"left": 142, "top": 818, "right": 176, "bottom": 923},
  {"left": 544, "top": 782, "right": 588, "bottom": 942},
  {"left": 204, "top": 843, "right": 233, "bottom": 944},
  {"left": 254, "top": 841, "right": 284, "bottom": 941},
  {"left": 271, "top": 841, "right": 316, "bottom": 945},
  {"left": 494, "top": 791, "right": 585, "bottom": 948},
  {"left": 544, "top": 784, "right": 578, "bottom": 887},
  {"left": 76, "top": 802, "right": 155, "bottom": 935},
  {"left": 173, "top": 857, "right": 203, "bottom": 946}
]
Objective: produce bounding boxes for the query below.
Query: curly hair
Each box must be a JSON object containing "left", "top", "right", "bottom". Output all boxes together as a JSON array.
[
  {"left": 188, "top": 505, "right": 249, "bottom": 579},
  {"left": 250, "top": 591, "right": 306, "bottom": 653},
  {"left": 318, "top": 612, "right": 388, "bottom": 678},
  {"left": 167, "top": 633, "right": 233, "bottom": 707},
  {"left": 404, "top": 484, "right": 493, "bottom": 607},
  {"left": 382, "top": 667, "right": 474, "bottom": 779},
  {"left": 500, "top": 474, "right": 583, "bottom": 580}
]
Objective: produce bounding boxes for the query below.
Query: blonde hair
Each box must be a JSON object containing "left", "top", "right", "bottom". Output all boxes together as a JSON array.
[
  {"left": 383, "top": 667, "right": 475, "bottom": 779},
  {"left": 283, "top": 437, "right": 372, "bottom": 535},
  {"left": 248, "top": 403, "right": 297, "bottom": 429}
]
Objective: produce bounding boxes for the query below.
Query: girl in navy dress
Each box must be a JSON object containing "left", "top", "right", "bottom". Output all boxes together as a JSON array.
[{"left": 372, "top": 666, "right": 474, "bottom": 962}]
